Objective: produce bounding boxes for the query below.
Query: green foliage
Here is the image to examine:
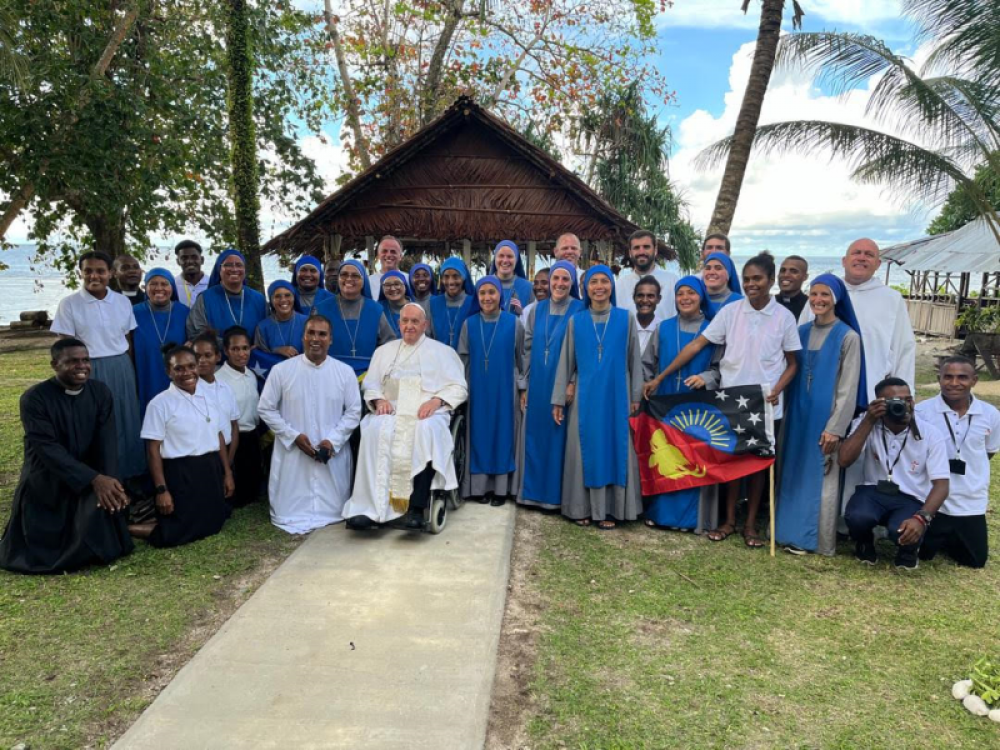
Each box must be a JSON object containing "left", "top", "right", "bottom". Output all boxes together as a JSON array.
[
  {"left": 957, "top": 304, "right": 1000, "bottom": 333},
  {"left": 970, "top": 656, "right": 1000, "bottom": 706},
  {"left": 577, "top": 83, "right": 700, "bottom": 270},
  {"left": 0, "top": 1, "right": 329, "bottom": 270},
  {"left": 928, "top": 161, "right": 1000, "bottom": 234}
]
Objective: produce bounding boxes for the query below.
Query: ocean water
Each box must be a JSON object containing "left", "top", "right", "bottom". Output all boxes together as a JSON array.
[{"left": 0, "top": 245, "right": 909, "bottom": 325}]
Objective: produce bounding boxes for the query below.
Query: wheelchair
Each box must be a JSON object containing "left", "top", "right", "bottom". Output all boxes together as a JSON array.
[{"left": 421, "top": 407, "right": 466, "bottom": 534}]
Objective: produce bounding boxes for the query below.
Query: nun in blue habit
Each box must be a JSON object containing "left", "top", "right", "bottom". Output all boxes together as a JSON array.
[
  {"left": 255, "top": 280, "right": 308, "bottom": 358},
  {"left": 489, "top": 240, "right": 534, "bottom": 315},
  {"left": 377, "top": 269, "right": 414, "bottom": 338},
  {"left": 186, "top": 248, "right": 268, "bottom": 343},
  {"left": 291, "top": 255, "right": 334, "bottom": 313},
  {"left": 457, "top": 276, "right": 525, "bottom": 505},
  {"left": 776, "top": 273, "right": 866, "bottom": 556},
  {"left": 702, "top": 251, "right": 743, "bottom": 317},
  {"left": 313, "top": 258, "right": 396, "bottom": 376},
  {"left": 552, "top": 265, "right": 643, "bottom": 529},
  {"left": 641, "top": 276, "right": 722, "bottom": 531},
  {"left": 429, "top": 257, "right": 475, "bottom": 349},
  {"left": 516, "top": 261, "right": 583, "bottom": 509},
  {"left": 133, "top": 268, "right": 190, "bottom": 420},
  {"left": 408, "top": 262, "right": 437, "bottom": 317}
]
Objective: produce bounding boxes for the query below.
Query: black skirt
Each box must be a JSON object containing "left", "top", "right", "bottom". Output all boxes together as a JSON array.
[
  {"left": 230, "top": 430, "right": 263, "bottom": 508},
  {"left": 148, "top": 452, "right": 231, "bottom": 548}
]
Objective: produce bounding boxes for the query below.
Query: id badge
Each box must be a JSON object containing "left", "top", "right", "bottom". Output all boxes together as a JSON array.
[
  {"left": 876, "top": 479, "right": 900, "bottom": 496},
  {"left": 949, "top": 458, "right": 967, "bottom": 475}
]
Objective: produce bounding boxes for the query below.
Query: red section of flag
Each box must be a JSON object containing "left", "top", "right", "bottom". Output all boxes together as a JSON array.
[{"left": 630, "top": 412, "right": 774, "bottom": 496}]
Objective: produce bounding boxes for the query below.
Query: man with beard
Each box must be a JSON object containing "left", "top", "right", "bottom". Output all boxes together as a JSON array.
[
  {"left": 615, "top": 229, "right": 677, "bottom": 321},
  {"left": 174, "top": 240, "right": 209, "bottom": 308}
]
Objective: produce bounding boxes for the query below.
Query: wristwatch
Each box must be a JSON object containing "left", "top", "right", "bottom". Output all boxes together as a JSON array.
[
  {"left": 154, "top": 484, "right": 168, "bottom": 495},
  {"left": 915, "top": 509, "right": 934, "bottom": 525}
]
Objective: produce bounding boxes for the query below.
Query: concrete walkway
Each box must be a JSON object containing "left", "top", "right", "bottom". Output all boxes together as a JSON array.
[{"left": 114, "top": 502, "right": 516, "bottom": 749}]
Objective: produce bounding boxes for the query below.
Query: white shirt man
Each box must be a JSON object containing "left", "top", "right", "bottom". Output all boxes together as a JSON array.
[
  {"left": 369, "top": 235, "right": 402, "bottom": 293},
  {"left": 258, "top": 316, "right": 362, "bottom": 533},
  {"left": 914, "top": 358, "right": 1000, "bottom": 568},
  {"left": 800, "top": 238, "right": 916, "bottom": 400},
  {"left": 615, "top": 230, "right": 677, "bottom": 321},
  {"left": 344, "top": 304, "right": 468, "bottom": 528},
  {"left": 553, "top": 233, "right": 585, "bottom": 282}
]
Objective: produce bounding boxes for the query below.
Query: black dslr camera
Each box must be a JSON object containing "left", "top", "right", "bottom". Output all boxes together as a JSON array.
[{"left": 883, "top": 397, "right": 909, "bottom": 420}]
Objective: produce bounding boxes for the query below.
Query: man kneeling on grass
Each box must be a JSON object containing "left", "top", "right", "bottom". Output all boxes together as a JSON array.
[{"left": 839, "top": 377, "right": 949, "bottom": 570}]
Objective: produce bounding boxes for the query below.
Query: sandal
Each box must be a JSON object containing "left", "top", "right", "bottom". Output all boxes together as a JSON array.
[
  {"left": 574, "top": 519, "right": 591, "bottom": 527},
  {"left": 706, "top": 523, "right": 735, "bottom": 542},
  {"left": 743, "top": 530, "right": 766, "bottom": 549},
  {"left": 644, "top": 519, "right": 657, "bottom": 528},
  {"left": 596, "top": 520, "right": 617, "bottom": 530}
]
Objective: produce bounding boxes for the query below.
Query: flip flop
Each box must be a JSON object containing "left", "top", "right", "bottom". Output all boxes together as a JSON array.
[
  {"left": 574, "top": 519, "right": 591, "bottom": 527},
  {"left": 596, "top": 520, "right": 617, "bottom": 531},
  {"left": 743, "top": 531, "right": 766, "bottom": 549},
  {"left": 706, "top": 524, "right": 735, "bottom": 542}
]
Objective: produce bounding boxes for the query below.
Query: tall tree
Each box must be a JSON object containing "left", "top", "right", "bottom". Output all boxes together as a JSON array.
[
  {"left": 700, "top": 0, "right": 1000, "bottom": 239},
  {"left": 226, "top": 0, "right": 263, "bottom": 290},
  {"left": 706, "top": 0, "right": 804, "bottom": 236},
  {"left": 577, "top": 83, "right": 700, "bottom": 270},
  {"left": 0, "top": 2, "right": 328, "bottom": 273}
]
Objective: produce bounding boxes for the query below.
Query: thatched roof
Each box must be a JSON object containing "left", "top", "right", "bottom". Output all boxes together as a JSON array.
[{"left": 263, "top": 96, "right": 671, "bottom": 263}]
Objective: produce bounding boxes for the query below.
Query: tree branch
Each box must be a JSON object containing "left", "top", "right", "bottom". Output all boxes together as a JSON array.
[{"left": 324, "top": 0, "right": 371, "bottom": 169}]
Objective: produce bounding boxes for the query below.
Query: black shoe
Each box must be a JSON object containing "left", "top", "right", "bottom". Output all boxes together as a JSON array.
[
  {"left": 894, "top": 549, "right": 919, "bottom": 570},
  {"left": 477, "top": 495, "right": 491, "bottom": 505},
  {"left": 490, "top": 496, "right": 506, "bottom": 507},
  {"left": 405, "top": 511, "right": 424, "bottom": 530},
  {"left": 855, "top": 540, "right": 877, "bottom": 565},
  {"left": 346, "top": 515, "right": 373, "bottom": 530}
]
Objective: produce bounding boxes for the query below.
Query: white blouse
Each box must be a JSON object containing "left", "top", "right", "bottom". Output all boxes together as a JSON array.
[{"left": 141, "top": 382, "right": 225, "bottom": 458}]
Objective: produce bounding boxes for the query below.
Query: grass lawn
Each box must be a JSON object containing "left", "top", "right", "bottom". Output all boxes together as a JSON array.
[
  {"left": 495, "top": 394, "right": 1000, "bottom": 749},
  {"left": 0, "top": 340, "right": 303, "bottom": 749}
]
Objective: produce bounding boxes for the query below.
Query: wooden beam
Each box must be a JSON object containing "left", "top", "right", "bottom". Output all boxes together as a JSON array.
[
  {"left": 527, "top": 241, "right": 536, "bottom": 278},
  {"left": 463, "top": 239, "right": 472, "bottom": 269},
  {"left": 344, "top": 203, "right": 607, "bottom": 220},
  {"left": 581, "top": 240, "right": 590, "bottom": 269},
  {"left": 366, "top": 235, "right": 375, "bottom": 271}
]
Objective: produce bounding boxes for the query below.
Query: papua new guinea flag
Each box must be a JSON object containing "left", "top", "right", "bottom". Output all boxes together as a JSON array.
[{"left": 630, "top": 385, "right": 776, "bottom": 495}]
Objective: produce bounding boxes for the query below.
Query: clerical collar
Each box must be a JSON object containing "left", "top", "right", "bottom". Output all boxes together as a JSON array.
[
  {"left": 123, "top": 290, "right": 138, "bottom": 298},
  {"left": 63, "top": 385, "right": 83, "bottom": 396}
]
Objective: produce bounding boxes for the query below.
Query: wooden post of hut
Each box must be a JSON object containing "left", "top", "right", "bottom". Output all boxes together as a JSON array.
[
  {"left": 366, "top": 235, "right": 375, "bottom": 272},
  {"left": 463, "top": 239, "right": 472, "bottom": 270},
  {"left": 527, "top": 241, "right": 537, "bottom": 278}
]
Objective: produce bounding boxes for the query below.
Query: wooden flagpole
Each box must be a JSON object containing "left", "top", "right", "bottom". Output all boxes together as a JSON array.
[{"left": 769, "top": 463, "right": 776, "bottom": 557}]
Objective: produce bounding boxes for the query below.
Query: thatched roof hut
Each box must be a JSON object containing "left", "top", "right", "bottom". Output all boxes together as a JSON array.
[{"left": 263, "top": 96, "right": 670, "bottom": 273}]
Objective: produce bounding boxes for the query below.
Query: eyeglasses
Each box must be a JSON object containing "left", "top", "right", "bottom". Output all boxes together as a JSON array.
[
  {"left": 221, "top": 263, "right": 244, "bottom": 270},
  {"left": 339, "top": 272, "right": 363, "bottom": 280},
  {"left": 383, "top": 282, "right": 405, "bottom": 291}
]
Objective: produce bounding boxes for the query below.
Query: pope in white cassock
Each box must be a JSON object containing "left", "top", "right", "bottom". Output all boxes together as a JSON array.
[
  {"left": 258, "top": 315, "right": 362, "bottom": 533},
  {"left": 801, "top": 238, "right": 915, "bottom": 399},
  {"left": 343, "top": 303, "right": 468, "bottom": 529}
]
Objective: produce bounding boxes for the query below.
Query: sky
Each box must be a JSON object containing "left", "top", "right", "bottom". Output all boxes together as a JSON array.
[{"left": 6, "top": 0, "right": 945, "bottom": 262}]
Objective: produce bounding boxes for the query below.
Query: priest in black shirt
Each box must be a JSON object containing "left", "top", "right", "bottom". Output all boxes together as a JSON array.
[
  {"left": 777, "top": 255, "right": 809, "bottom": 320},
  {"left": 0, "top": 338, "right": 133, "bottom": 574}
]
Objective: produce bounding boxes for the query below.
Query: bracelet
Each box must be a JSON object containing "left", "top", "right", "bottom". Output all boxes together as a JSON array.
[{"left": 912, "top": 513, "right": 928, "bottom": 527}]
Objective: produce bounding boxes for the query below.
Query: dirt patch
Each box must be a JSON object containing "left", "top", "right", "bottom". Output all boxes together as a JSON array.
[
  {"left": 83, "top": 553, "right": 295, "bottom": 749},
  {"left": 485, "top": 509, "right": 548, "bottom": 750}
]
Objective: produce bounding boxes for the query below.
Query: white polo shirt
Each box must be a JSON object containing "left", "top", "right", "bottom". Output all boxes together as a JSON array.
[
  {"left": 141, "top": 382, "right": 225, "bottom": 458},
  {"left": 914, "top": 394, "right": 1000, "bottom": 515},
  {"left": 178, "top": 274, "right": 209, "bottom": 307},
  {"left": 615, "top": 267, "right": 678, "bottom": 321},
  {"left": 216, "top": 362, "right": 260, "bottom": 433},
  {"left": 702, "top": 297, "right": 801, "bottom": 420},
  {"left": 849, "top": 415, "right": 950, "bottom": 502},
  {"left": 200, "top": 378, "right": 240, "bottom": 444},
  {"left": 634, "top": 313, "right": 662, "bottom": 356},
  {"left": 51, "top": 288, "right": 137, "bottom": 358}
]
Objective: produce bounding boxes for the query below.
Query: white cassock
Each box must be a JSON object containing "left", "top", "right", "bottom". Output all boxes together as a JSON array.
[
  {"left": 343, "top": 335, "right": 468, "bottom": 523},
  {"left": 800, "top": 276, "right": 915, "bottom": 401},
  {"left": 258, "top": 354, "right": 362, "bottom": 533}
]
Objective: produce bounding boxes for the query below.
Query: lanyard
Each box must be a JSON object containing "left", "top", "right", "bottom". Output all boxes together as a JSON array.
[
  {"left": 941, "top": 412, "right": 974, "bottom": 457},
  {"left": 880, "top": 425, "right": 909, "bottom": 480}
]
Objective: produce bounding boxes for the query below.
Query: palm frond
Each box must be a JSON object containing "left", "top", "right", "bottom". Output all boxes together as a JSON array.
[
  {"left": 905, "top": 0, "right": 1000, "bottom": 80},
  {"left": 774, "top": 32, "right": 904, "bottom": 96},
  {"left": 696, "top": 119, "right": 970, "bottom": 207},
  {"left": 0, "top": 8, "right": 29, "bottom": 89}
]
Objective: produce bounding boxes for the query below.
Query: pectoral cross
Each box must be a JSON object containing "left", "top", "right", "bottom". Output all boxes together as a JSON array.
[
  {"left": 484, "top": 357, "right": 489, "bottom": 372},
  {"left": 598, "top": 345, "right": 603, "bottom": 363},
  {"left": 544, "top": 347, "right": 549, "bottom": 365},
  {"left": 351, "top": 346, "right": 357, "bottom": 357},
  {"left": 807, "top": 367, "right": 813, "bottom": 391}
]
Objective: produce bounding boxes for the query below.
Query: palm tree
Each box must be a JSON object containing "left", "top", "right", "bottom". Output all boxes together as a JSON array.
[
  {"left": 699, "top": 0, "right": 1000, "bottom": 239},
  {"left": 706, "top": 1, "right": 805, "bottom": 235},
  {"left": 0, "top": 8, "right": 29, "bottom": 89}
]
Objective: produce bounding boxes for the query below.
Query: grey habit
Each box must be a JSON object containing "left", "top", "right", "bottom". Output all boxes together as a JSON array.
[
  {"left": 458, "top": 311, "right": 525, "bottom": 498},
  {"left": 427, "top": 291, "right": 467, "bottom": 343},
  {"left": 552, "top": 308, "right": 644, "bottom": 522}
]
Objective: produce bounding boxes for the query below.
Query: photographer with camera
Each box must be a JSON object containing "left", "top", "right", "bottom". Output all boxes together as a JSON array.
[
  {"left": 913, "top": 356, "right": 1000, "bottom": 568},
  {"left": 839, "top": 378, "right": 949, "bottom": 569},
  {"left": 258, "top": 315, "right": 362, "bottom": 534}
]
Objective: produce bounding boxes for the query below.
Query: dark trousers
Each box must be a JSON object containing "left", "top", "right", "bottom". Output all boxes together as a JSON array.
[
  {"left": 409, "top": 463, "right": 436, "bottom": 510},
  {"left": 844, "top": 484, "right": 924, "bottom": 551},
  {"left": 231, "top": 430, "right": 263, "bottom": 507},
  {"left": 919, "top": 513, "right": 989, "bottom": 568}
]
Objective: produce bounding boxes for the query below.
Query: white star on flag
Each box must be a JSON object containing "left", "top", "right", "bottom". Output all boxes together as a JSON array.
[
  {"left": 714, "top": 390, "right": 729, "bottom": 402},
  {"left": 747, "top": 412, "right": 761, "bottom": 425},
  {"left": 736, "top": 395, "right": 749, "bottom": 409},
  {"left": 250, "top": 362, "right": 269, "bottom": 379},
  {"left": 747, "top": 437, "right": 758, "bottom": 447},
  {"left": 734, "top": 424, "right": 746, "bottom": 435}
]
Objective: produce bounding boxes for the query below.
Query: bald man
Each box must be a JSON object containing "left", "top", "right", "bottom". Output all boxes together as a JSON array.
[
  {"left": 369, "top": 235, "right": 403, "bottom": 293},
  {"left": 801, "top": 238, "right": 915, "bottom": 401},
  {"left": 554, "top": 233, "right": 585, "bottom": 282}
]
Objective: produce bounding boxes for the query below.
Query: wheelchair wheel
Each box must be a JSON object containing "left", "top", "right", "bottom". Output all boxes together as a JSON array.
[
  {"left": 427, "top": 495, "right": 448, "bottom": 534},
  {"left": 449, "top": 413, "right": 467, "bottom": 510}
]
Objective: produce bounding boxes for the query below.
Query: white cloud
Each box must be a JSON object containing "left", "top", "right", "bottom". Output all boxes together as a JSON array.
[
  {"left": 660, "top": 0, "right": 904, "bottom": 30},
  {"left": 671, "top": 37, "right": 938, "bottom": 258}
]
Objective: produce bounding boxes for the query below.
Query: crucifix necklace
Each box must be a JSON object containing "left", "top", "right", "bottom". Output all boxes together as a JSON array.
[
  {"left": 591, "top": 311, "right": 610, "bottom": 363},
  {"left": 337, "top": 296, "right": 360, "bottom": 357},
  {"left": 542, "top": 301, "right": 564, "bottom": 365},
  {"left": 480, "top": 315, "right": 500, "bottom": 372},
  {"left": 225, "top": 288, "right": 245, "bottom": 326},
  {"left": 150, "top": 302, "right": 173, "bottom": 346},
  {"left": 181, "top": 390, "right": 212, "bottom": 423}
]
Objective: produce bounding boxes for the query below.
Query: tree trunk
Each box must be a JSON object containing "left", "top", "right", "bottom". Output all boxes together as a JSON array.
[
  {"left": 226, "top": 0, "right": 264, "bottom": 292},
  {"left": 707, "top": 0, "right": 785, "bottom": 236},
  {"left": 85, "top": 212, "right": 127, "bottom": 258},
  {"left": 324, "top": 0, "right": 371, "bottom": 169},
  {"left": 0, "top": 5, "right": 139, "bottom": 241},
  {"left": 421, "top": 0, "right": 464, "bottom": 125}
]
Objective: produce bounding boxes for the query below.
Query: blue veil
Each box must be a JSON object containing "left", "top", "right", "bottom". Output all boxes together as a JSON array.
[
  {"left": 468, "top": 276, "right": 503, "bottom": 316},
  {"left": 581, "top": 265, "right": 618, "bottom": 308},
  {"left": 143, "top": 267, "right": 179, "bottom": 301},
  {"left": 548, "top": 260, "right": 581, "bottom": 300},
  {"left": 809, "top": 272, "right": 868, "bottom": 409},
  {"left": 489, "top": 240, "right": 527, "bottom": 279},
  {"left": 408, "top": 262, "right": 437, "bottom": 296},
  {"left": 338, "top": 258, "right": 373, "bottom": 299},
  {"left": 208, "top": 248, "right": 247, "bottom": 288},
  {"left": 704, "top": 252, "right": 741, "bottom": 295},
  {"left": 674, "top": 275, "right": 712, "bottom": 319},
  {"left": 439, "top": 257, "right": 475, "bottom": 296}
]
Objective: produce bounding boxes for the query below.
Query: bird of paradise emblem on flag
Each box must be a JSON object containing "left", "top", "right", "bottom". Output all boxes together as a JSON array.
[{"left": 631, "top": 387, "right": 775, "bottom": 495}]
